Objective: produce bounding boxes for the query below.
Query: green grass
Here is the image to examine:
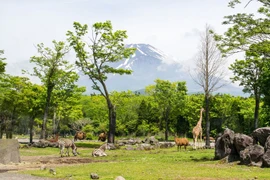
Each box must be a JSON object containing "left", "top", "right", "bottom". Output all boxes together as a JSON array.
[{"left": 19, "top": 144, "right": 270, "bottom": 180}]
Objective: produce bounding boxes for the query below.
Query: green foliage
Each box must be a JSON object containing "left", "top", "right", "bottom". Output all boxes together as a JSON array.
[
  {"left": 145, "top": 79, "right": 188, "bottom": 140},
  {"left": 67, "top": 21, "right": 136, "bottom": 143},
  {"left": 213, "top": 0, "right": 270, "bottom": 130},
  {"left": 67, "top": 21, "right": 136, "bottom": 96},
  {"left": 25, "top": 40, "right": 80, "bottom": 138},
  {"left": 0, "top": 50, "right": 6, "bottom": 74}
]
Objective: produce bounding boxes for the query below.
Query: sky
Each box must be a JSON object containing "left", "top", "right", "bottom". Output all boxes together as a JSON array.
[{"left": 0, "top": 0, "right": 261, "bottom": 78}]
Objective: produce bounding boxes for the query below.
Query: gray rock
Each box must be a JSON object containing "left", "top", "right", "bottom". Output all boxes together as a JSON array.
[
  {"left": 0, "top": 139, "right": 21, "bottom": 164},
  {"left": 107, "top": 143, "right": 117, "bottom": 150},
  {"left": 143, "top": 136, "right": 159, "bottom": 145},
  {"left": 214, "top": 128, "right": 237, "bottom": 161},
  {"left": 90, "top": 173, "right": 99, "bottom": 179},
  {"left": 40, "top": 165, "right": 47, "bottom": 170},
  {"left": 49, "top": 168, "right": 56, "bottom": 175},
  {"left": 240, "top": 144, "right": 264, "bottom": 166},
  {"left": 264, "top": 135, "right": 270, "bottom": 150},
  {"left": 233, "top": 133, "right": 253, "bottom": 154},
  {"left": 159, "top": 142, "right": 174, "bottom": 148},
  {"left": 115, "top": 176, "right": 125, "bottom": 180},
  {"left": 125, "top": 145, "right": 135, "bottom": 150},
  {"left": 262, "top": 150, "right": 270, "bottom": 167},
  {"left": 251, "top": 127, "right": 270, "bottom": 146}
]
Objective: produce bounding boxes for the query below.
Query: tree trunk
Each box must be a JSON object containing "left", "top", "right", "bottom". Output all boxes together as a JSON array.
[
  {"left": 108, "top": 102, "right": 116, "bottom": 143},
  {"left": 41, "top": 86, "right": 53, "bottom": 139},
  {"left": 205, "top": 94, "right": 211, "bottom": 148},
  {"left": 254, "top": 91, "right": 260, "bottom": 130},
  {"left": 29, "top": 115, "right": 35, "bottom": 144},
  {"left": 164, "top": 107, "right": 170, "bottom": 142}
]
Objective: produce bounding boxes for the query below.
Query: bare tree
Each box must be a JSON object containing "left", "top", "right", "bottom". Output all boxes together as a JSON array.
[{"left": 190, "top": 24, "right": 227, "bottom": 148}]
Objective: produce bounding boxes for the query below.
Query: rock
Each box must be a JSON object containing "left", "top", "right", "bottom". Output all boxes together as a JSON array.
[
  {"left": 143, "top": 136, "right": 159, "bottom": 145},
  {"left": 40, "top": 165, "right": 47, "bottom": 170},
  {"left": 264, "top": 135, "right": 270, "bottom": 151},
  {"left": 262, "top": 150, "right": 270, "bottom": 167},
  {"left": 90, "top": 173, "right": 99, "bottom": 179},
  {"left": 115, "top": 176, "right": 125, "bottom": 180},
  {"left": 0, "top": 139, "right": 21, "bottom": 164},
  {"left": 107, "top": 143, "right": 117, "bottom": 150},
  {"left": 137, "top": 143, "right": 154, "bottom": 150},
  {"left": 240, "top": 144, "right": 264, "bottom": 166},
  {"left": 214, "top": 128, "right": 237, "bottom": 161},
  {"left": 125, "top": 145, "right": 135, "bottom": 150},
  {"left": 49, "top": 168, "right": 56, "bottom": 175},
  {"left": 251, "top": 127, "right": 270, "bottom": 146},
  {"left": 159, "top": 142, "right": 174, "bottom": 148},
  {"left": 233, "top": 133, "right": 253, "bottom": 154}
]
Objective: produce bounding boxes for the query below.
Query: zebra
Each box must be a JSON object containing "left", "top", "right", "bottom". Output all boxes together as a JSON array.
[
  {"left": 58, "top": 138, "right": 78, "bottom": 157},
  {"left": 92, "top": 143, "right": 110, "bottom": 157}
]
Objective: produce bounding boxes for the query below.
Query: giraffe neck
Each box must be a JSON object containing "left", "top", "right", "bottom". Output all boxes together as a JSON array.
[{"left": 197, "top": 109, "right": 204, "bottom": 127}]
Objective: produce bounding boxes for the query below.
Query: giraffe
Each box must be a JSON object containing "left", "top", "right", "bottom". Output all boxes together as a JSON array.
[{"left": 192, "top": 108, "right": 205, "bottom": 149}]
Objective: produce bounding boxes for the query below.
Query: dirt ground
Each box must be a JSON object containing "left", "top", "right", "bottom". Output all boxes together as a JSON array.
[{"left": 0, "top": 155, "right": 104, "bottom": 172}]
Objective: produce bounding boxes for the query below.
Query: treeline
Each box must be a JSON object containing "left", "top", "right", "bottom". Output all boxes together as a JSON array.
[{"left": 0, "top": 74, "right": 268, "bottom": 140}]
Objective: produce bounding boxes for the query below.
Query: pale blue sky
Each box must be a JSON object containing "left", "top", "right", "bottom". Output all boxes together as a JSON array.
[{"left": 0, "top": 0, "right": 260, "bottom": 76}]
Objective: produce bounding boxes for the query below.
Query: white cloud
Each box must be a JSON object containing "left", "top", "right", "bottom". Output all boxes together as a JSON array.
[{"left": 0, "top": 0, "right": 261, "bottom": 77}]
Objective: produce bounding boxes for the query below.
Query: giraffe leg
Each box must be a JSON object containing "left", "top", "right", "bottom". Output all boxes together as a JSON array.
[
  {"left": 200, "top": 132, "right": 202, "bottom": 149},
  {"left": 194, "top": 136, "right": 197, "bottom": 150}
]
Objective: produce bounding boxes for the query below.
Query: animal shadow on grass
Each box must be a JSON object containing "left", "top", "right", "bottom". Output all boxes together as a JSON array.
[{"left": 189, "top": 156, "right": 214, "bottom": 162}]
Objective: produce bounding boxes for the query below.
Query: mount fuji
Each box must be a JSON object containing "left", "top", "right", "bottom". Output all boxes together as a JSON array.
[{"left": 77, "top": 43, "right": 244, "bottom": 96}]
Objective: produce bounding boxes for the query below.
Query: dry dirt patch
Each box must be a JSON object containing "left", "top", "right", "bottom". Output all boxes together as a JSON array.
[{"left": 0, "top": 155, "right": 107, "bottom": 172}]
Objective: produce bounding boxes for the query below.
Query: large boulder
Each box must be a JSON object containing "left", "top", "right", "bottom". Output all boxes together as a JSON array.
[
  {"left": 240, "top": 144, "right": 264, "bottom": 166},
  {"left": 264, "top": 135, "right": 270, "bottom": 151},
  {"left": 233, "top": 133, "right": 253, "bottom": 154},
  {"left": 214, "top": 128, "right": 237, "bottom": 161},
  {"left": 142, "top": 136, "right": 159, "bottom": 145},
  {"left": 0, "top": 139, "right": 21, "bottom": 164},
  {"left": 251, "top": 127, "right": 270, "bottom": 146},
  {"left": 262, "top": 150, "right": 270, "bottom": 167}
]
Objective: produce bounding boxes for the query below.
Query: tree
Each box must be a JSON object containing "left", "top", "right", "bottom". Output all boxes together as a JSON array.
[
  {"left": 191, "top": 25, "right": 227, "bottom": 148},
  {"left": 67, "top": 21, "right": 136, "bottom": 143},
  {"left": 26, "top": 40, "right": 79, "bottom": 139},
  {"left": 229, "top": 42, "right": 267, "bottom": 129},
  {"left": 0, "top": 50, "right": 6, "bottom": 74},
  {"left": 213, "top": 0, "right": 270, "bottom": 130},
  {"left": 0, "top": 75, "right": 30, "bottom": 138},
  {"left": 21, "top": 83, "right": 45, "bottom": 143},
  {"left": 146, "top": 79, "right": 187, "bottom": 141}
]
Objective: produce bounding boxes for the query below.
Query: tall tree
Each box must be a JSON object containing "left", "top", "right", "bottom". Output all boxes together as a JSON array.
[
  {"left": 229, "top": 42, "right": 267, "bottom": 129},
  {"left": 191, "top": 25, "right": 227, "bottom": 148},
  {"left": 213, "top": 0, "right": 270, "bottom": 129},
  {"left": 67, "top": 21, "right": 136, "bottom": 143},
  {"left": 146, "top": 79, "right": 187, "bottom": 141},
  {"left": 0, "top": 76, "right": 29, "bottom": 138},
  {"left": 21, "top": 83, "right": 45, "bottom": 143},
  {"left": 26, "top": 40, "right": 79, "bottom": 139}
]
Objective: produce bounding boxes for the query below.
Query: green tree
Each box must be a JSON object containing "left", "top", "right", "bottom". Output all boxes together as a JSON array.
[
  {"left": 213, "top": 0, "right": 270, "bottom": 129},
  {"left": 26, "top": 40, "right": 79, "bottom": 139},
  {"left": 0, "top": 50, "right": 6, "bottom": 74},
  {"left": 67, "top": 21, "right": 136, "bottom": 143},
  {"left": 51, "top": 85, "right": 85, "bottom": 135},
  {"left": 229, "top": 42, "right": 267, "bottom": 129},
  {"left": 21, "top": 83, "right": 45, "bottom": 143},
  {"left": 0, "top": 76, "right": 30, "bottom": 138},
  {"left": 146, "top": 79, "right": 187, "bottom": 141}
]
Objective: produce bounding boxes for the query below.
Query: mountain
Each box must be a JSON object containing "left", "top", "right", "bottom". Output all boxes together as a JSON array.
[{"left": 77, "top": 43, "right": 244, "bottom": 96}]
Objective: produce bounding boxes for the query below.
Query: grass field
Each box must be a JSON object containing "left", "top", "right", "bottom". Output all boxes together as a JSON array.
[{"left": 19, "top": 142, "right": 270, "bottom": 180}]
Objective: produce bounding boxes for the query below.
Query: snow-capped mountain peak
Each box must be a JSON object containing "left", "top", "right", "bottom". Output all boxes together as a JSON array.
[{"left": 116, "top": 44, "right": 178, "bottom": 70}]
